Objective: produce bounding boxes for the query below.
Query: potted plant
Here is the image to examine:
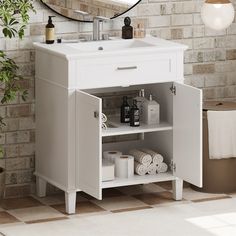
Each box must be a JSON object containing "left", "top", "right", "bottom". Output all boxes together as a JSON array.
[{"left": 0, "top": 0, "right": 35, "bottom": 196}]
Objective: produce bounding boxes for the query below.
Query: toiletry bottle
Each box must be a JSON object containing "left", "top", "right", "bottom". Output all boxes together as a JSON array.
[
  {"left": 134, "top": 23, "right": 146, "bottom": 38},
  {"left": 46, "top": 16, "right": 55, "bottom": 44},
  {"left": 120, "top": 96, "right": 130, "bottom": 123},
  {"left": 135, "top": 89, "right": 147, "bottom": 122},
  {"left": 143, "top": 94, "right": 160, "bottom": 125},
  {"left": 122, "top": 17, "right": 133, "bottom": 39},
  {"left": 130, "top": 99, "right": 140, "bottom": 127}
]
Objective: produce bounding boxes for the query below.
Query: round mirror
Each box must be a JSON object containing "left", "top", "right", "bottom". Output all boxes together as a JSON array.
[{"left": 41, "top": 0, "right": 141, "bottom": 22}]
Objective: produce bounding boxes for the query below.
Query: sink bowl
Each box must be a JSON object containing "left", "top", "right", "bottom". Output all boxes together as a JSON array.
[{"left": 66, "top": 39, "right": 155, "bottom": 52}]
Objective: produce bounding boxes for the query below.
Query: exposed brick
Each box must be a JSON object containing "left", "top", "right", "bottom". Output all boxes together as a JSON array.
[
  {"left": 226, "top": 49, "right": 236, "bottom": 60},
  {"left": 193, "top": 64, "right": 215, "bottom": 74},
  {"left": 7, "top": 105, "right": 31, "bottom": 118}
]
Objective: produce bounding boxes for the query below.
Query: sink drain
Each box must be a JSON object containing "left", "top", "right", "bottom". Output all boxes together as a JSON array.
[{"left": 98, "top": 46, "right": 103, "bottom": 51}]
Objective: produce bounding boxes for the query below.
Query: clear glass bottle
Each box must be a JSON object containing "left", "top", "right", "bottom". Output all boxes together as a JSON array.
[
  {"left": 135, "top": 89, "right": 147, "bottom": 122},
  {"left": 134, "top": 23, "right": 146, "bottom": 38}
]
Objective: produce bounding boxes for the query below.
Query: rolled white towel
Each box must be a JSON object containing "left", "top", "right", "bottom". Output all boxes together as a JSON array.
[
  {"left": 102, "top": 113, "right": 107, "bottom": 123},
  {"left": 147, "top": 163, "right": 157, "bottom": 175},
  {"left": 134, "top": 161, "right": 148, "bottom": 176},
  {"left": 156, "top": 162, "right": 168, "bottom": 173},
  {"left": 141, "top": 149, "right": 164, "bottom": 165},
  {"left": 102, "top": 123, "right": 107, "bottom": 130},
  {"left": 129, "top": 149, "right": 152, "bottom": 166}
]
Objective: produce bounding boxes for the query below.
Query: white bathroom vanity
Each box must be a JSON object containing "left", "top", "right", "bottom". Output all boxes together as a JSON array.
[{"left": 34, "top": 36, "right": 202, "bottom": 214}]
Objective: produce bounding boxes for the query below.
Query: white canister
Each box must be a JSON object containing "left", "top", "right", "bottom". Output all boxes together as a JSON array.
[
  {"left": 115, "top": 155, "right": 134, "bottom": 178},
  {"left": 103, "top": 151, "right": 122, "bottom": 163}
]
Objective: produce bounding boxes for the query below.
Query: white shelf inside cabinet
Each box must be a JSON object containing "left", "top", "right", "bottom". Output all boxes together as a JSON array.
[
  {"left": 102, "top": 117, "right": 173, "bottom": 137},
  {"left": 102, "top": 171, "right": 175, "bottom": 189}
]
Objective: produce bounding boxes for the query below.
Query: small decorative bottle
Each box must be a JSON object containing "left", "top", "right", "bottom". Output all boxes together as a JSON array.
[
  {"left": 134, "top": 23, "right": 146, "bottom": 38},
  {"left": 122, "top": 17, "right": 133, "bottom": 39},
  {"left": 120, "top": 96, "right": 130, "bottom": 123},
  {"left": 130, "top": 99, "right": 140, "bottom": 127}
]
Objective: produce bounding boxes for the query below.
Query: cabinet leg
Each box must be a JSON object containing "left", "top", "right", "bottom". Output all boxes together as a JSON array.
[
  {"left": 36, "top": 177, "right": 47, "bottom": 197},
  {"left": 65, "top": 191, "right": 76, "bottom": 214},
  {"left": 172, "top": 179, "right": 183, "bottom": 200}
]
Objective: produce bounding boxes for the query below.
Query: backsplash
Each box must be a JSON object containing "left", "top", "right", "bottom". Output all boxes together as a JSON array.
[{"left": 0, "top": 0, "right": 236, "bottom": 197}]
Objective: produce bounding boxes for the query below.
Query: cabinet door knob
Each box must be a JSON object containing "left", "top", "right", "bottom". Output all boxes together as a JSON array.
[{"left": 117, "top": 66, "right": 137, "bottom": 70}]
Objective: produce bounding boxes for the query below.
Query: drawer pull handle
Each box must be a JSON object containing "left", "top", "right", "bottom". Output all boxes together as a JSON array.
[{"left": 117, "top": 66, "right": 137, "bottom": 71}]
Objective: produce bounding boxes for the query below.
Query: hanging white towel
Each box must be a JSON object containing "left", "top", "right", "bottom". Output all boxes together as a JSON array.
[
  {"left": 208, "top": 110, "right": 236, "bottom": 159},
  {"left": 129, "top": 149, "right": 152, "bottom": 166},
  {"left": 141, "top": 149, "right": 164, "bottom": 165}
]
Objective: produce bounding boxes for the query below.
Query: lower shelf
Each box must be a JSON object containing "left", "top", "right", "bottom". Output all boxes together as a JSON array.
[{"left": 102, "top": 171, "right": 175, "bottom": 189}]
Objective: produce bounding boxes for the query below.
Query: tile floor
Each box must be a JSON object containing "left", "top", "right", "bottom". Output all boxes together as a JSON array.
[{"left": 0, "top": 181, "right": 231, "bottom": 226}]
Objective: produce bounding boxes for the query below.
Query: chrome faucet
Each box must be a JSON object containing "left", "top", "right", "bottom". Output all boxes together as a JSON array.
[{"left": 93, "top": 16, "right": 110, "bottom": 41}]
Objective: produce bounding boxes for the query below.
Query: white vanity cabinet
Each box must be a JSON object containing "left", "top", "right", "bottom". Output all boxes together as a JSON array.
[{"left": 34, "top": 36, "right": 202, "bottom": 214}]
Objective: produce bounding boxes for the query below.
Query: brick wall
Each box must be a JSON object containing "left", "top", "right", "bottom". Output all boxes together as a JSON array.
[{"left": 0, "top": 0, "right": 236, "bottom": 197}]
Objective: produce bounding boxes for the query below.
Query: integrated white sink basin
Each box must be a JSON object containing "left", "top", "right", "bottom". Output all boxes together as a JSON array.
[
  {"left": 66, "top": 39, "right": 155, "bottom": 52},
  {"left": 33, "top": 36, "right": 188, "bottom": 59}
]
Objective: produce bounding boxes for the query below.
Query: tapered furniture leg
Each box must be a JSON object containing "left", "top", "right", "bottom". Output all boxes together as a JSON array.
[
  {"left": 36, "top": 177, "right": 47, "bottom": 197},
  {"left": 172, "top": 179, "right": 183, "bottom": 200},
  {"left": 65, "top": 191, "right": 76, "bottom": 214}
]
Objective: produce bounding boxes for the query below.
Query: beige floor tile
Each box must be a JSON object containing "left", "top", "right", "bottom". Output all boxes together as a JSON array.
[
  {"left": 8, "top": 206, "right": 65, "bottom": 222},
  {"left": 91, "top": 196, "right": 148, "bottom": 211},
  {"left": 33, "top": 194, "right": 65, "bottom": 206},
  {"left": 33, "top": 193, "right": 88, "bottom": 206},
  {"left": 51, "top": 201, "right": 106, "bottom": 215},
  {"left": 183, "top": 188, "right": 229, "bottom": 201},
  {"left": 118, "top": 183, "right": 166, "bottom": 195},
  {"left": 1, "top": 197, "right": 42, "bottom": 210}
]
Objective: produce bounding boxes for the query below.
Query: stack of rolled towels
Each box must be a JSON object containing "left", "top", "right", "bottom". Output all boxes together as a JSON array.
[
  {"left": 129, "top": 149, "right": 168, "bottom": 176},
  {"left": 101, "top": 113, "right": 108, "bottom": 130}
]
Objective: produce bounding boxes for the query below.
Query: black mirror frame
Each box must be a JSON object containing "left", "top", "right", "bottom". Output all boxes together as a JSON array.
[{"left": 40, "top": 0, "right": 142, "bottom": 23}]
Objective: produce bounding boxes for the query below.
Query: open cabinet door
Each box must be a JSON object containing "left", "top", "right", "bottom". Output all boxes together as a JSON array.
[
  {"left": 76, "top": 90, "right": 102, "bottom": 199},
  {"left": 173, "top": 82, "right": 202, "bottom": 187}
]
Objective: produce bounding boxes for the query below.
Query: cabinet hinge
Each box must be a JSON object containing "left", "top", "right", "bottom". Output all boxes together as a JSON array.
[
  {"left": 170, "top": 160, "right": 176, "bottom": 172},
  {"left": 170, "top": 84, "right": 176, "bottom": 95}
]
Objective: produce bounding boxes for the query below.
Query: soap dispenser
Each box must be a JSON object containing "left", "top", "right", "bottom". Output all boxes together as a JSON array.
[
  {"left": 46, "top": 16, "right": 55, "bottom": 44},
  {"left": 122, "top": 17, "right": 133, "bottom": 39},
  {"left": 143, "top": 94, "right": 160, "bottom": 125}
]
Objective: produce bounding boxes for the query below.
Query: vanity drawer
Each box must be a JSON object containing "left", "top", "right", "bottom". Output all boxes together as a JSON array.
[{"left": 76, "top": 53, "right": 180, "bottom": 89}]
